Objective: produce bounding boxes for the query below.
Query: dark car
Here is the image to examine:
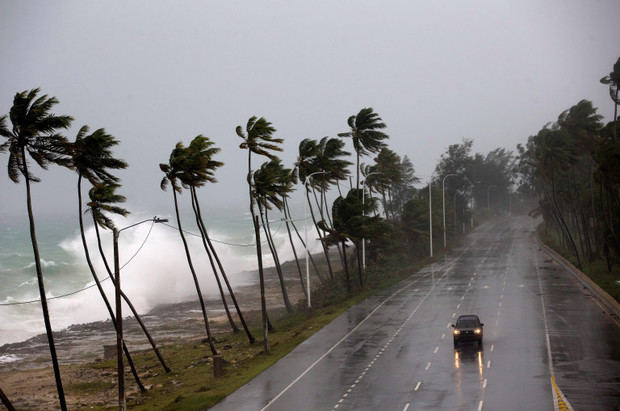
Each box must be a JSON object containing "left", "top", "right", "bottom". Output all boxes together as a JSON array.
[{"left": 452, "top": 314, "right": 484, "bottom": 346}]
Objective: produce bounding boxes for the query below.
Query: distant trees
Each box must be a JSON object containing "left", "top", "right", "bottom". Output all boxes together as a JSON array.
[{"left": 516, "top": 94, "right": 620, "bottom": 271}]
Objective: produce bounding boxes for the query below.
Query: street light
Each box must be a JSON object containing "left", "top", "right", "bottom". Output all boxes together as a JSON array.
[
  {"left": 428, "top": 179, "right": 433, "bottom": 257},
  {"left": 442, "top": 174, "right": 457, "bottom": 249},
  {"left": 113, "top": 216, "right": 167, "bottom": 411},
  {"left": 303, "top": 171, "right": 326, "bottom": 309},
  {"left": 362, "top": 172, "right": 381, "bottom": 269}
]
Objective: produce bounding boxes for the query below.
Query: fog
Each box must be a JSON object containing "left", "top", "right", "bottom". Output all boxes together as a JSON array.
[{"left": 1, "top": 0, "right": 618, "bottom": 219}]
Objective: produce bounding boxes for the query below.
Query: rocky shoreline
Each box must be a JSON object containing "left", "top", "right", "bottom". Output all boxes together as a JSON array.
[{"left": 0, "top": 258, "right": 313, "bottom": 371}]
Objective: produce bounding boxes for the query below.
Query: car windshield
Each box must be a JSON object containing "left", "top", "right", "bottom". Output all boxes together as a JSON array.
[{"left": 457, "top": 319, "right": 479, "bottom": 328}]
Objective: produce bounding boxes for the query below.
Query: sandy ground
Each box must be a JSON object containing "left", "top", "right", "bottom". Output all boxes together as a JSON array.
[{"left": 0, "top": 252, "right": 338, "bottom": 410}]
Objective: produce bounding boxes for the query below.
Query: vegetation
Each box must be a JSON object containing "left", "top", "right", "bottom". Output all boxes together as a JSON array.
[{"left": 1, "top": 56, "right": 618, "bottom": 409}]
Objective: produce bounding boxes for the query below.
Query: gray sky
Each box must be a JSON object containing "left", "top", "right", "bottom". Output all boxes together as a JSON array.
[{"left": 1, "top": 0, "right": 619, "bottom": 219}]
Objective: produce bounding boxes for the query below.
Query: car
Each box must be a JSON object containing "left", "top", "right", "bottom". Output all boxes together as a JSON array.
[{"left": 452, "top": 314, "right": 484, "bottom": 346}]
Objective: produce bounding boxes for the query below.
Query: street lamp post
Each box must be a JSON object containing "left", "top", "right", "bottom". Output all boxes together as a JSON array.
[
  {"left": 429, "top": 180, "right": 433, "bottom": 257},
  {"left": 113, "top": 216, "right": 167, "bottom": 410},
  {"left": 303, "top": 171, "right": 326, "bottom": 309},
  {"left": 362, "top": 172, "right": 380, "bottom": 269},
  {"left": 442, "top": 174, "right": 457, "bottom": 249}
]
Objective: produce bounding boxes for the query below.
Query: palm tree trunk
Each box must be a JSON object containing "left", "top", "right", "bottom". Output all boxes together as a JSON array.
[
  {"left": 282, "top": 197, "right": 306, "bottom": 298},
  {"left": 259, "top": 203, "right": 293, "bottom": 312},
  {"left": 172, "top": 189, "right": 217, "bottom": 355},
  {"left": 77, "top": 176, "right": 149, "bottom": 390},
  {"left": 0, "top": 385, "right": 16, "bottom": 411},
  {"left": 306, "top": 188, "right": 334, "bottom": 279},
  {"left": 92, "top": 216, "right": 170, "bottom": 373},
  {"left": 254, "top": 215, "right": 270, "bottom": 354},
  {"left": 22, "top": 148, "right": 67, "bottom": 411},
  {"left": 550, "top": 173, "right": 582, "bottom": 268},
  {"left": 284, "top": 199, "right": 324, "bottom": 283},
  {"left": 320, "top": 189, "right": 345, "bottom": 267},
  {"left": 190, "top": 189, "right": 239, "bottom": 333},
  {"left": 192, "top": 188, "right": 255, "bottom": 344}
]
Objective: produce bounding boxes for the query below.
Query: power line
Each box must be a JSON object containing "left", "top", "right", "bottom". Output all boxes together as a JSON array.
[{"left": 0, "top": 221, "right": 156, "bottom": 306}]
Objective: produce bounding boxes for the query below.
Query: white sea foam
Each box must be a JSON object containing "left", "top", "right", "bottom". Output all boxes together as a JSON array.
[
  {"left": 24, "top": 259, "right": 57, "bottom": 269},
  {"left": 0, "top": 354, "right": 23, "bottom": 363}
]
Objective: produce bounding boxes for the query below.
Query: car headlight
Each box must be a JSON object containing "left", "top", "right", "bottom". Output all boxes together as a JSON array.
[
  {"left": 474, "top": 328, "right": 482, "bottom": 334},
  {"left": 453, "top": 329, "right": 460, "bottom": 335}
]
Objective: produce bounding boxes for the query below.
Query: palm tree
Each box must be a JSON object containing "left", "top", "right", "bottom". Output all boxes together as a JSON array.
[
  {"left": 295, "top": 138, "right": 336, "bottom": 280},
  {"left": 236, "top": 116, "right": 283, "bottom": 354},
  {"left": 68, "top": 126, "right": 150, "bottom": 388},
  {"left": 338, "top": 107, "right": 389, "bottom": 190},
  {"left": 0, "top": 89, "right": 72, "bottom": 411},
  {"left": 87, "top": 182, "right": 171, "bottom": 374},
  {"left": 253, "top": 159, "right": 294, "bottom": 312},
  {"left": 600, "top": 57, "right": 620, "bottom": 141},
  {"left": 180, "top": 135, "right": 256, "bottom": 344},
  {"left": 160, "top": 143, "right": 218, "bottom": 356}
]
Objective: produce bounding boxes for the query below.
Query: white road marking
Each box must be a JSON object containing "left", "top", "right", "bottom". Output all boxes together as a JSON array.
[
  {"left": 483, "top": 285, "right": 489, "bottom": 289},
  {"left": 490, "top": 344, "right": 494, "bottom": 352},
  {"left": 498, "top": 301, "right": 502, "bottom": 307},
  {"left": 452, "top": 312, "right": 456, "bottom": 318},
  {"left": 487, "top": 360, "right": 491, "bottom": 369},
  {"left": 456, "top": 303, "right": 461, "bottom": 309},
  {"left": 441, "top": 333, "right": 446, "bottom": 340},
  {"left": 478, "top": 400, "right": 484, "bottom": 411},
  {"left": 482, "top": 378, "right": 487, "bottom": 389},
  {"left": 461, "top": 295, "right": 465, "bottom": 300},
  {"left": 414, "top": 381, "right": 421, "bottom": 391},
  {"left": 519, "top": 284, "right": 525, "bottom": 287},
  {"left": 447, "top": 323, "right": 452, "bottom": 328},
  {"left": 403, "top": 403, "right": 410, "bottom": 411},
  {"left": 433, "top": 346, "right": 439, "bottom": 354},
  {"left": 425, "top": 361, "right": 432, "bottom": 370}
]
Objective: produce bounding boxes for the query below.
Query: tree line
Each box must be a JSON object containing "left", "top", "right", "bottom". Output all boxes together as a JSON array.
[{"left": 1, "top": 56, "right": 616, "bottom": 410}]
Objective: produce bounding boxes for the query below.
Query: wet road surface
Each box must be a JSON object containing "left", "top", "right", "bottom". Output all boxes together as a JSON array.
[{"left": 212, "top": 216, "right": 620, "bottom": 410}]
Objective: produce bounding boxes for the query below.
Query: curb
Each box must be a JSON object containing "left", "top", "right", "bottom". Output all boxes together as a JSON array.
[{"left": 539, "top": 241, "right": 620, "bottom": 324}]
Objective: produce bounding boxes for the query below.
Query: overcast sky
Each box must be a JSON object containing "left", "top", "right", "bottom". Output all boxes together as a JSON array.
[{"left": 1, "top": 0, "right": 619, "bottom": 219}]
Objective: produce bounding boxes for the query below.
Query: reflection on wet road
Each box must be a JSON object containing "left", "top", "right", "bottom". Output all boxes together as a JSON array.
[{"left": 212, "top": 216, "right": 620, "bottom": 411}]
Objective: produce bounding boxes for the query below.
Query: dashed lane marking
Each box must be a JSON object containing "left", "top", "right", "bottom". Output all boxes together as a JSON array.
[
  {"left": 487, "top": 360, "right": 491, "bottom": 369},
  {"left": 482, "top": 378, "right": 487, "bottom": 389},
  {"left": 425, "top": 361, "right": 432, "bottom": 371},
  {"left": 403, "top": 403, "right": 410, "bottom": 411},
  {"left": 478, "top": 400, "right": 484, "bottom": 411},
  {"left": 490, "top": 344, "right": 494, "bottom": 352},
  {"left": 414, "top": 381, "right": 421, "bottom": 391},
  {"left": 433, "top": 346, "right": 439, "bottom": 354}
]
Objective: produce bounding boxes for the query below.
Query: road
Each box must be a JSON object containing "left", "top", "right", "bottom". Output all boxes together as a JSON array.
[{"left": 212, "top": 216, "right": 620, "bottom": 411}]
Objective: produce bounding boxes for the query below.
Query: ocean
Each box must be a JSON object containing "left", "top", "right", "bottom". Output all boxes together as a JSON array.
[{"left": 0, "top": 205, "right": 320, "bottom": 354}]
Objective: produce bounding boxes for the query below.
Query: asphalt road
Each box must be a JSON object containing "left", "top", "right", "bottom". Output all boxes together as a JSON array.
[{"left": 212, "top": 216, "right": 620, "bottom": 411}]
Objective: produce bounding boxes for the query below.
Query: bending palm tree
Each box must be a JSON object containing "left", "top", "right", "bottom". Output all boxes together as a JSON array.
[
  {"left": 0, "top": 89, "right": 72, "bottom": 411},
  {"left": 160, "top": 143, "right": 218, "bottom": 356},
  {"left": 88, "top": 183, "right": 171, "bottom": 373},
  {"left": 338, "top": 107, "right": 389, "bottom": 190},
  {"left": 68, "top": 126, "right": 148, "bottom": 388},
  {"left": 253, "top": 159, "right": 295, "bottom": 312},
  {"left": 181, "top": 135, "right": 255, "bottom": 344},
  {"left": 236, "top": 116, "right": 283, "bottom": 354}
]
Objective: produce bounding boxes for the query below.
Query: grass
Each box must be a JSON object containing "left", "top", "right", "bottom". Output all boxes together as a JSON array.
[{"left": 65, "top": 248, "right": 443, "bottom": 410}]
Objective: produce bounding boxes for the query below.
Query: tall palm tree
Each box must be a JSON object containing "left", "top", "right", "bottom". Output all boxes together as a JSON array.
[
  {"left": 338, "top": 107, "right": 389, "bottom": 190},
  {"left": 87, "top": 182, "right": 171, "bottom": 373},
  {"left": 0, "top": 89, "right": 72, "bottom": 411},
  {"left": 160, "top": 143, "right": 218, "bottom": 356},
  {"left": 253, "top": 159, "right": 295, "bottom": 312},
  {"left": 236, "top": 116, "right": 283, "bottom": 354},
  {"left": 180, "top": 135, "right": 256, "bottom": 344},
  {"left": 295, "top": 138, "right": 336, "bottom": 280},
  {"left": 68, "top": 126, "right": 150, "bottom": 388}
]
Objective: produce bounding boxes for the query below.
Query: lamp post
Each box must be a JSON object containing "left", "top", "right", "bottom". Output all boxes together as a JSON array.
[
  {"left": 303, "top": 171, "right": 326, "bottom": 309},
  {"left": 442, "top": 174, "right": 457, "bottom": 249},
  {"left": 362, "top": 172, "right": 380, "bottom": 269},
  {"left": 429, "top": 180, "right": 433, "bottom": 257},
  {"left": 113, "top": 216, "right": 167, "bottom": 411}
]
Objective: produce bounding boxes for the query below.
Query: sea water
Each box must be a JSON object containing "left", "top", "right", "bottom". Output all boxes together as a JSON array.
[{"left": 0, "top": 205, "right": 319, "bottom": 350}]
